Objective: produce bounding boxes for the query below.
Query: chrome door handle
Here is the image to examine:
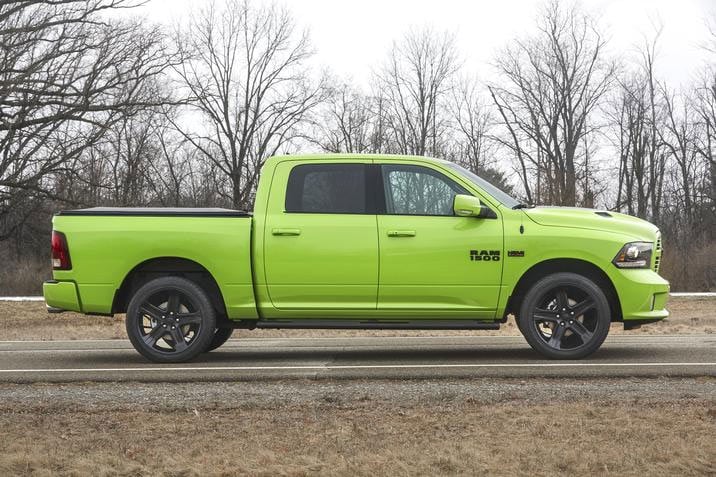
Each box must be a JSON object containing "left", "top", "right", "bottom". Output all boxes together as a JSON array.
[
  {"left": 272, "top": 228, "right": 301, "bottom": 236},
  {"left": 387, "top": 230, "right": 416, "bottom": 237}
]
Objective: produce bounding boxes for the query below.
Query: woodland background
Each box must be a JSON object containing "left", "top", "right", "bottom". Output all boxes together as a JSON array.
[{"left": 1, "top": 0, "right": 714, "bottom": 293}]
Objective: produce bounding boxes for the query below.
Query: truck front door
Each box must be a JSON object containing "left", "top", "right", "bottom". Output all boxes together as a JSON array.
[
  {"left": 263, "top": 161, "right": 379, "bottom": 310},
  {"left": 376, "top": 163, "right": 503, "bottom": 317}
]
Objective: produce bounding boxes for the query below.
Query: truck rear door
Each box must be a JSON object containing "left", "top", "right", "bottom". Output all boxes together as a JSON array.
[{"left": 262, "top": 160, "right": 379, "bottom": 310}]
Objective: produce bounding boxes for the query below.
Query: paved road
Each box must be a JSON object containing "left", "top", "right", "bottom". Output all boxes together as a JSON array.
[{"left": 0, "top": 335, "right": 714, "bottom": 382}]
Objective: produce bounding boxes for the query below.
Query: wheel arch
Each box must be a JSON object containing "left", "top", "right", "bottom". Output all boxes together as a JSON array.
[
  {"left": 504, "top": 258, "right": 622, "bottom": 322},
  {"left": 112, "top": 257, "right": 229, "bottom": 323}
]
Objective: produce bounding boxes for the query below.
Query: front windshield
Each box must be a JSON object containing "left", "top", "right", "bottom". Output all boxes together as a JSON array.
[{"left": 444, "top": 162, "right": 521, "bottom": 209}]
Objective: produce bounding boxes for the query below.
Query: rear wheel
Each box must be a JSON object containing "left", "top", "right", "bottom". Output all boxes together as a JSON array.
[
  {"left": 517, "top": 272, "right": 611, "bottom": 359},
  {"left": 126, "top": 276, "right": 216, "bottom": 363},
  {"left": 205, "top": 327, "right": 234, "bottom": 352}
]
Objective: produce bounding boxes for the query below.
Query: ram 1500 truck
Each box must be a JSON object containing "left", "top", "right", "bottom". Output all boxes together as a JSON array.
[{"left": 43, "top": 154, "right": 669, "bottom": 362}]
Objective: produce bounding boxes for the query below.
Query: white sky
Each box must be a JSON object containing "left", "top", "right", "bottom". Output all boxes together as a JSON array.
[{"left": 135, "top": 0, "right": 715, "bottom": 88}]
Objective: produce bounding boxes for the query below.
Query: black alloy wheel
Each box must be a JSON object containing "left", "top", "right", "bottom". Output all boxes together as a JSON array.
[
  {"left": 518, "top": 272, "right": 611, "bottom": 359},
  {"left": 126, "top": 276, "right": 216, "bottom": 363}
]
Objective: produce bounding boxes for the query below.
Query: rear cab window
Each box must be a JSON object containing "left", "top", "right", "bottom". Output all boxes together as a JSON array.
[{"left": 285, "top": 163, "right": 371, "bottom": 214}]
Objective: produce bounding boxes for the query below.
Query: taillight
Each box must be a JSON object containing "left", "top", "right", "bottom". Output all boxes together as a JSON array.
[{"left": 51, "top": 231, "right": 72, "bottom": 270}]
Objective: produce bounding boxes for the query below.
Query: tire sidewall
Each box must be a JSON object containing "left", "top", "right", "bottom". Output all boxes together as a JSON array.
[
  {"left": 518, "top": 272, "right": 611, "bottom": 359},
  {"left": 205, "top": 327, "right": 234, "bottom": 352},
  {"left": 126, "top": 276, "right": 217, "bottom": 363}
]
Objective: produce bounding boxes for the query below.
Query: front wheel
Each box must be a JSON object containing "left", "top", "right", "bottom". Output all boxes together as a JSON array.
[
  {"left": 517, "top": 272, "right": 611, "bottom": 359},
  {"left": 126, "top": 276, "right": 217, "bottom": 363}
]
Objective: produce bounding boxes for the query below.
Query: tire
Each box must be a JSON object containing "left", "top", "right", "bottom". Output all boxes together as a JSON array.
[
  {"left": 126, "top": 276, "right": 217, "bottom": 363},
  {"left": 205, "top": 327, "right": 234, "bottom": 352},
  {"left": 517, "top": 272, "right": 611, "bottom": 359}
]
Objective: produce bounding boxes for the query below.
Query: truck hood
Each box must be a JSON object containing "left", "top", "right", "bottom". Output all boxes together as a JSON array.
[{"left": 522, "top": 207, "right": 659, "bottom": 241}]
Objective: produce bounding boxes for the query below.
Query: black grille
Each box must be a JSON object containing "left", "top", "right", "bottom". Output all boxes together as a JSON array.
[{"left": 654, "top": 234, "right": 662, "bottom": 272}]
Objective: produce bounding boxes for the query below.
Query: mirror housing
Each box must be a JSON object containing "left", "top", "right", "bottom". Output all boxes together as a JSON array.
[
  {"left": 453, "top": 194, "right": 482, "bottom": 217},
  {"left": 453, "top": 194, "right": 496, "bottom": 219}
]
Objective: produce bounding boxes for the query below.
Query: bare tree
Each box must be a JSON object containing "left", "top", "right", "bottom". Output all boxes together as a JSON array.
[
  {"left": 143, "top": 113, "right": 233, "bottom": 208},
  {"left": 450, "top": 77, "right": 495, "bottom": 175},
  {"left": 693, "top": 73, "right": 716, "bottom": 231},
  {"left": 310, "top": 82, "right": 378, "bottom": 153},
  {"left": 170, "top": 0, "right": 325, "bottom": 209},
  {"left": 607, "top": 32, "right": 666, "bottom": 220},
  {"left": 693, "top": 19, "right": 716, "bottom": 241},
  {"left": 489, "top": 1, "right": 615, "bottom": 206},
  {"left": 660, "top": 87, "right": 701, "bottom": 225},
  {"left": 376, "top": 28, "right": 459, "bottom": 157},
  {"left": 145, "top": 118, "right": 197, "bottom": 207},
  {"left": 0, "top": 0, "right": 175, "bottom": 239}
]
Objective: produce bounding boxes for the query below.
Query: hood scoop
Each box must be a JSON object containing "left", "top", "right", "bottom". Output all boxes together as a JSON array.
[{"left": 594, "top": 211, "right": 612, "bottom": 218}]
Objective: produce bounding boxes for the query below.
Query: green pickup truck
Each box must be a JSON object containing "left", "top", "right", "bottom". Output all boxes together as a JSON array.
[{"left": 43, "top": 154, "right": 669, "bottom": 362}]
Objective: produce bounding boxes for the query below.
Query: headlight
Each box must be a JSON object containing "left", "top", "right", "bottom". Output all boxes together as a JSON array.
[{"left": 612, "top": 242, "right": 653, "bottom": 269}]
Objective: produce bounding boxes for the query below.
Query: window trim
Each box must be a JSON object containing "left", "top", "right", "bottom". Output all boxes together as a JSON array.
[
  {"left": 378, "top": 163, "right": 471, "bottom": 217},
  {"left": 281, "top": 161, "right": 498, "bottom": 218}
]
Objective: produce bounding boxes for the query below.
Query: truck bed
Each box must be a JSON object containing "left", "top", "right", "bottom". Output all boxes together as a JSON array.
[{"left": 46, "top": 207, "right": 256, "bottom": 319}]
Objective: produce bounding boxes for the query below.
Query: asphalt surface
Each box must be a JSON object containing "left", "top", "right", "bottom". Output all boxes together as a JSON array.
[{"left": 0, "top": 334, "right": 713, "bottom": 382}]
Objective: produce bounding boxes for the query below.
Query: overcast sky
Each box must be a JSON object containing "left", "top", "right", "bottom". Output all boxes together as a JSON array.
[{"left": 135, "top": 0, "right": 714, "bottom": 89}]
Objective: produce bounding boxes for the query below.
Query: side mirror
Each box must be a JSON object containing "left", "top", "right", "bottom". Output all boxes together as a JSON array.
[{"left": 453, "top": 194, "right": 496, "bottom": 219}]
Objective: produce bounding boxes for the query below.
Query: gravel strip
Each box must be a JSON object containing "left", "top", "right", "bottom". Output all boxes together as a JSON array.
[{"left": 2, "top": 377, "right": 713, "bottom": 411}]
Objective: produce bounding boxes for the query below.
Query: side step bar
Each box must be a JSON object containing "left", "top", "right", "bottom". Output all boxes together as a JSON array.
[{"left": 229, "top": 319, "right": 501, "bottom": 330}]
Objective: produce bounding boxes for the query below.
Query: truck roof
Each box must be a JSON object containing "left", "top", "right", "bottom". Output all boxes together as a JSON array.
[{"left": 267, "top": 153, "right": 447, "bottom": 164}]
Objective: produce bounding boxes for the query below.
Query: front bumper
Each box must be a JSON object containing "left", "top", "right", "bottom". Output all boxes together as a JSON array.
[
  {"left": 43, "top": 280, "right": 81, "bottom": 313},
  {"left": 613, "top": 269, "right": 670, "bottom": 321}
]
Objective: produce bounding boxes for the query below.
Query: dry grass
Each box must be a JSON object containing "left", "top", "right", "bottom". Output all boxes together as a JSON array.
[
  {"left": 660, "top": 240, "right": 716, "bottom": 292},
  {"left": 0, "top": 257, "right": 49, "bottom": 296},
  {"left": 0, "top": 400, "right": 713, "bottom": 476},
  {"left": 0, "top": 296, "right": 713, "bottom": 341},
  {"left": 0, "top": 302, "right": 128, "bottom": 340}
]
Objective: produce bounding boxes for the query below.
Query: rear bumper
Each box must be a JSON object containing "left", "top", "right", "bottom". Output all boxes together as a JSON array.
[
  {"left": 614, "top": 269, "right": 670, "bottom": 321},
  {"left": 43, "top": 280, "right": 81, "bottom": 313}
]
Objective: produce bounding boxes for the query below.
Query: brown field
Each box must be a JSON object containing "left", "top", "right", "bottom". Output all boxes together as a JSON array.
[
  {"left": 0, "top": 296, "right": 713, "bottom": 341},
  {"left": 0, "top": 395, "right": 713, "bottom": 476}
]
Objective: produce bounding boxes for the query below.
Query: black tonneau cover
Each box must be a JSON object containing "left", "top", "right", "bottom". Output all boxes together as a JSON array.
[{"left": 56, "top": 207, "right": 251, "bottom": 217}]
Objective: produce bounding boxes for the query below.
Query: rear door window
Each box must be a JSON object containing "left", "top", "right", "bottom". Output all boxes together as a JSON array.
[{"left": 285, "top": 164, "right": 368, "bottom": 214}]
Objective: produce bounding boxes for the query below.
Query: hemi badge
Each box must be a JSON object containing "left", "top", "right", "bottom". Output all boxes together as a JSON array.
[{"left": 507, "top": 250, "right": 525, "bottom": 257}]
